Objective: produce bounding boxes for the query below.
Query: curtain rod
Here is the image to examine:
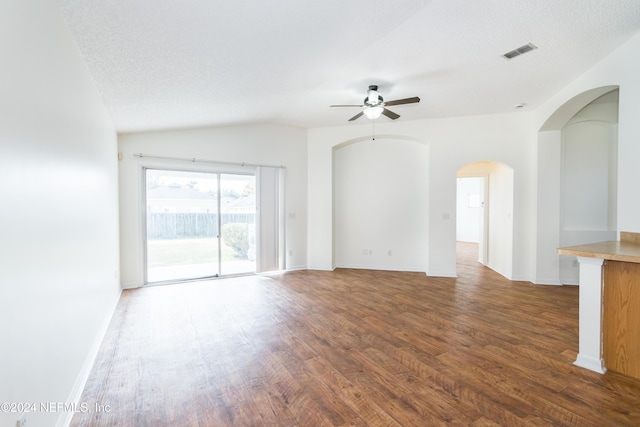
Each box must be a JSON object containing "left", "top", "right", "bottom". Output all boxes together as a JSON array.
[{"left": 132, "top": 153, "right": 285, "bottom": 169}]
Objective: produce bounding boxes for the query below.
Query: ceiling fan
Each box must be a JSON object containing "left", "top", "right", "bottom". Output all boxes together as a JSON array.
[{"left": 331, "top": 85, "right": 420, "bottom": 121}]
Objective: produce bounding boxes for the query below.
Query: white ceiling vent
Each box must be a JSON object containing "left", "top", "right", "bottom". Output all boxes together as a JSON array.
[{"left": 502, "top": 43, "right": 537, "bottom": 60}]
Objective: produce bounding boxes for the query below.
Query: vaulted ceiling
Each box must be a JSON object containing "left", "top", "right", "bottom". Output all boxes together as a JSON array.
[{"left": 58, "top": 0, "right": 640, "bottom": 133}]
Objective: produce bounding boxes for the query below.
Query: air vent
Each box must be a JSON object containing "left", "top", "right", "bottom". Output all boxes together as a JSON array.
[{"left": 502, "top": 43, "right": 537, "bottom": 60}]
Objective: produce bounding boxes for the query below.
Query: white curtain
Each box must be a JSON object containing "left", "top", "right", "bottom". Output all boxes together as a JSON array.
[{"left": 256, "top": 167, "right": 285, "bottom": 272}]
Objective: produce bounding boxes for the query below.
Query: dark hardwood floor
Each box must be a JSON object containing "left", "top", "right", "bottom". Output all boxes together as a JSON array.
[{"left": 72, "top": 243, "right": 640, "bottom": 426}]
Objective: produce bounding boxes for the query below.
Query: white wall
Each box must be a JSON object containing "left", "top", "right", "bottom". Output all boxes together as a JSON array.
[
  {"left": 561, "top": 122, "right": 616, "bottom": 231},
  {"left": 118, "top": 124, "right": 307, "bottom": 288},
  {"left": 308, "top": 113, "right": 535, "bottom": 279},
  {"left": 487, "top": 163, "right": 515, "bottom": 279},
  {"left": 334, "top": 139, "right": 429, "bottom": 271},
  {"left": 534, "top": 32, "right": 640, "bottom": 284},
  {"left": 0, "top": 2, "right": 120, "bottom": 427}
]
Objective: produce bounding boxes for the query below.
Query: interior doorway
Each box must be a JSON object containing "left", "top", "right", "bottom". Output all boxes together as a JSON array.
[
  {"left": 456, "top": 176, "right": 486, "bottom": 264},
  {"left": 144, "top": 168, "right": 256, "bottom": 284},
  {"left": 457, "top": 161, "right": 514, "bottom": 279}
]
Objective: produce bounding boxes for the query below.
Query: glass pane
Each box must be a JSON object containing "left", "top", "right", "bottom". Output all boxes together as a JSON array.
[
  {"left": 220, "top": 174, "right": 256, "bottom": 275},
  {"left": 145, "top": 169, "right": 219, "bottom": 283}
]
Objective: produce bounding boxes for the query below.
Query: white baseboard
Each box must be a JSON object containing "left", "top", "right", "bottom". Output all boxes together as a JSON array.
[
  {"left": 121, "top": 282, "right": 142, "bottom": 289},
  {"left": 306, "top": 265, "right": 336, "bottom": 271},
  {"left": 57, "top": 289, "right": 121, "bottom": 427},
  {"left": 533, "top": 280, "right": 564, "bottom": 286},
  {"left": 574, "top": 354, "right": 606, "bottom": 374},
  {"left": 425, "top": 270, "right": 458, "bottom": 278},
  {"left": 285, "top": 265, "right": 307, "bottom": 271}
]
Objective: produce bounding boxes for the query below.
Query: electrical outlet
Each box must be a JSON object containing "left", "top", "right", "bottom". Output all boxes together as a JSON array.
[{"left": 17, "top": 413, "right": 26, "bottom": 427}]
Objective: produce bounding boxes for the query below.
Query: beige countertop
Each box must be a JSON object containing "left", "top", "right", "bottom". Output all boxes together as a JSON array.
[{"left": 558, "top": 240, "right": 640, "bottom": 264}]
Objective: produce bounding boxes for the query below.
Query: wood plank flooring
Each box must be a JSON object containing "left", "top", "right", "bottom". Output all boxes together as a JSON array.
[{"left": 72, "top": 243, "right": 640, "bottom": 426}]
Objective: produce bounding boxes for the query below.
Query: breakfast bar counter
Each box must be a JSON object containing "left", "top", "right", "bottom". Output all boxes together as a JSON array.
[
  {"left": 558, "top": 239, "right": 640, "bottom": 264},
  {"left": 558, "top": 232, "right": 640, "bottom": 380}
]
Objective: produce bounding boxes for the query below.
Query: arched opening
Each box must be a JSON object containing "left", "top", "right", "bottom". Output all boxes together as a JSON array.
[
  {"left": 535, "top": 86, "right": 619, "bottom": 284},
  {"left": 559, "top": 90, "right": 618, "bottom": 284},
  {"left": 332, "top": 137, "right": 429, "bottom": 272},
  {"left": 457, "top": 161, "right": 514, "bottom": 278}
]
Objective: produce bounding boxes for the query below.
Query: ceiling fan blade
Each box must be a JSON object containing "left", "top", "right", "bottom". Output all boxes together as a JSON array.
[
  {"left": 384, "top": 96, "right": 420, "bottom": 107},
  {"left": 382, "top": 108, "right": 400, "bottom": 120},
  {"left": 348, "top": 111, "right": 364, "bottom": 121},
  {"left": 330, "top": 104, "right": 364, "bottom": 107}
]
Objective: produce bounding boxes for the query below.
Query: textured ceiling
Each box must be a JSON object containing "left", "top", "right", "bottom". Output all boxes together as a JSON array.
[{"left": 58, "top": 0, "right": 640, "bottom": 133}]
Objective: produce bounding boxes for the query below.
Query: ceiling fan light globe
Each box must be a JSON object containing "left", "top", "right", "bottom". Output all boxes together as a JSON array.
[{"left": 363, "top": 106, "right": 383, "bottom": 119}]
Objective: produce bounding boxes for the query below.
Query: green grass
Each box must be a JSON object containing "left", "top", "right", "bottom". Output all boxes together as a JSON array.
[{"left": 147, "top": 238, "right": 240, "bottom": 267}]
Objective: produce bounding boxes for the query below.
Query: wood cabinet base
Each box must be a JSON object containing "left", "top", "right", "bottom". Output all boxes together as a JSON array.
[{"left": 604, "top": 260, "right": 640, "bottom": 380}]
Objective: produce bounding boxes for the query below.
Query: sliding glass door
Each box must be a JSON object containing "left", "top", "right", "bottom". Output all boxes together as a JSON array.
[
  {"left": 219, "top": 173, "right": 256, "bottom": 275},
  {"left": 145, "top": 168, "right": 255, "bottom": 284}
]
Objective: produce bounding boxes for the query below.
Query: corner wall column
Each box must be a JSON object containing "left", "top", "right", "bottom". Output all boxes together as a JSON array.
[{"left": 574, "top": 256, "right": 607, "bottom": 373}]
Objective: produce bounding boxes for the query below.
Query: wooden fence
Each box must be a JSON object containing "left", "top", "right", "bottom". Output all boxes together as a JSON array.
[{"left": 147, "top": 213, "right": 255, "bottom": 239}]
